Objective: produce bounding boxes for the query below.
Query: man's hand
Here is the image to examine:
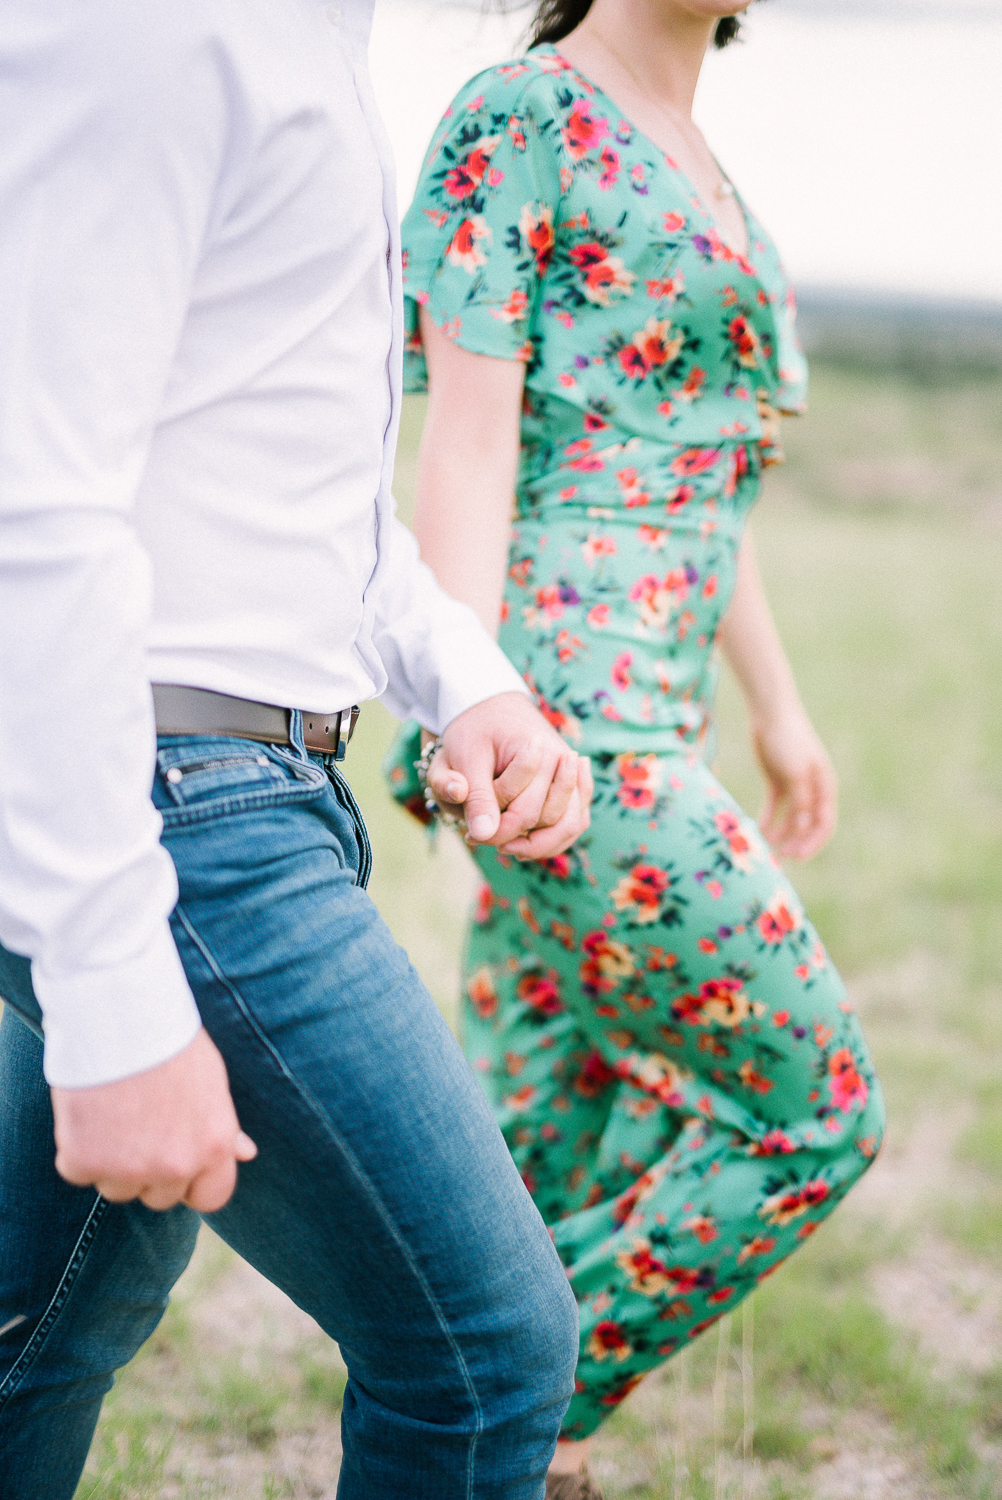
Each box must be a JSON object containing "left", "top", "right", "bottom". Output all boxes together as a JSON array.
[
  {"left": 51, "top": 1028, "right": 257, "bottom": 1213},
  {"left": 426, "top": 692, "right": 592, "bottom": 860}
]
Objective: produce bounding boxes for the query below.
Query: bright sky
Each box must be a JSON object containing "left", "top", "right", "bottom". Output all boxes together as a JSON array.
[{"left": 369, "top": 0, "right": 1002, "bottom": 303}]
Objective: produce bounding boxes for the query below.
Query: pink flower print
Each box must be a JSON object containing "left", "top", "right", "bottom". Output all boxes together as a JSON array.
[
  {"left": 666, "top": 483, "right": 695, "bottom": 514},
  {"left": 638, "top": 525, "right": 669, "bottom": 550},
  {"left": 670, "top": 446, "right": 723, "bottom": 478},
  {"left": 506, "top": 112, "right": 527, "bottom": 151},
  {"left": 611, "top": 652, "right": 633, "bottom": 691},
  {"left": 628, "top": 568, "right": 691, "bottom": 631},
  {"left": 662, "top": 211, "right": 687, "bottom": 233},
  {"left": 561, "top": 103, "right": 611, "bottom": 160},
  {"left": 828, "top": 1047, "right": 869, "bottom": 1112},
  {"left": 586, "top": 603, "right": 610, "bottom": 629},
  {"left": 616, "top": 466, "right": 651, "bottom": 507},
  {"left": 555, "top": 629, "right": 583, "bottom": 664},
  {"left": 563, "top": 437, "right": 605, "bottom": 472},
  {"left": 583, "top": 410, "right": 610, "bottom": 432},
  {"left": 582, "top": 532, "right": 616, "bottom": 567}
]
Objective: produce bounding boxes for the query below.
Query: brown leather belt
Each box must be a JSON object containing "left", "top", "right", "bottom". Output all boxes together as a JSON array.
[{"left": 152, "top": 684, "right": 360, "bottom": 760}]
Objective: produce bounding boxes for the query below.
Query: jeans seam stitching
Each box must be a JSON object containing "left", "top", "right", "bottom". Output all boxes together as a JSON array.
[
  {"left": 172, "top": 904, "right": 485, "bottom": 1443},
  {"left": 0, "top": 1193, "right": 108, "bottom": 1408}
]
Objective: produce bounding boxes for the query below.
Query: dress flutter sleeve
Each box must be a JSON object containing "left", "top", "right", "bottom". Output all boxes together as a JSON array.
[{"left": 402, "top": 68, "right": 565, "bottom": 390}]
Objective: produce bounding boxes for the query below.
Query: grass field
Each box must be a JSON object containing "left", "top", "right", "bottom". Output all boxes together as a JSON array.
[{"left": 73, "top": 366, "right": 1002, "bottom": 1498}]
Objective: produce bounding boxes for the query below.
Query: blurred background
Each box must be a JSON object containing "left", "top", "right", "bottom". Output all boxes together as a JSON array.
[{"left": 78, "top": 3, "right": 1002, "bottom": 1497}]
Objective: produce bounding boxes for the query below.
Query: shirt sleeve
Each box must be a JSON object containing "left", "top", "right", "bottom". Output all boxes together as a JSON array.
[
  {"left": 402, "top": 66, "right": 566, "bottom": 390},
  {"left": 0, "top": 6, "right": 232, "bottom": 1086},
  {"left": 373, "top": 514, "right": 530, "bottom": 732}
]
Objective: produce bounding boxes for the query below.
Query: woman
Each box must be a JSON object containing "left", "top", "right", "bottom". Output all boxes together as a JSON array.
[{"left": 387, "top": 2, "right": 885, "bottom": 1493}]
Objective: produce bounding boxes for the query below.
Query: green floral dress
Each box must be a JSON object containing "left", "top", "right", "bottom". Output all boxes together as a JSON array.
[{"left": 387, "top": 46, "right": 884, "bottom": 1438}]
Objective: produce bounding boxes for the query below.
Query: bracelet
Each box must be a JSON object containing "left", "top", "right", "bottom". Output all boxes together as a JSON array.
[{"left": 414, "top": 736, "right": 468, "bottom": 832}]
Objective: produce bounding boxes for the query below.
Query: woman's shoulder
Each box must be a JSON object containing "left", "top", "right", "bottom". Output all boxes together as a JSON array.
[{"left": 438, "top": 45, "right": 592, "bottom": 128}]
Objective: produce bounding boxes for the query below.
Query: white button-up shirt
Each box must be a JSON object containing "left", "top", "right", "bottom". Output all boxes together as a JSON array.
[{"left": 0, "top": 0, "right": 527, "bottom": 1088}]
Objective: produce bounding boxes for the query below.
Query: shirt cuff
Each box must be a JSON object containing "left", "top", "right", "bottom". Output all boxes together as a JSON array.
[
  {"left": 33, "top": 920, "right": 203, "bottom": 1088},
  {"left": 434, "top": 647, "right": 532, "bottom": 733}
]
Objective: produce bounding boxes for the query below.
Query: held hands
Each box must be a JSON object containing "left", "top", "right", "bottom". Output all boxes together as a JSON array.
[
  {"left": 51, "top": 1028, "right": 257, "bottom": 1212},
  {"left": 751, "top": 704, "right": 837, "bottom": 861},
  {"left": 425, "top": 691, "right": 593, "bottom": 860}
]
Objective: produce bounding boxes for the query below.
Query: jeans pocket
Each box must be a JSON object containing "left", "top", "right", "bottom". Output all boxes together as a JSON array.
[{"left": 154, "top": 738, "right": 326, "bottom": 827}]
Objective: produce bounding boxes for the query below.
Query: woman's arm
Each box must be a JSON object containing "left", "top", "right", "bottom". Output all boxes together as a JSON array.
[
  {"left": 719, "top": 528, "right": 837, "bottom": 860},
  {"left": 413, "top": 309, "right": 526, "bottom": 638}
]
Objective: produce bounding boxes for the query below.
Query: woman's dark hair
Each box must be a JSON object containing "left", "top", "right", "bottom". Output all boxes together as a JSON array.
[{"left": 529, "top": 2, "right": 744, "bottom": 50}]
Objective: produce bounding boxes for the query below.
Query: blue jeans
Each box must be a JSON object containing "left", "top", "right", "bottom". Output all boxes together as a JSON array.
[{"left": 0, "top": 725, "right": 577, "bottom": 1499}]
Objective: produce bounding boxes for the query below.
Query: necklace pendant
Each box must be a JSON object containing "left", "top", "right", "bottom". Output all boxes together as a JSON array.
[{"left": 715, "top": 180, "right": 735, "bottom": 199}]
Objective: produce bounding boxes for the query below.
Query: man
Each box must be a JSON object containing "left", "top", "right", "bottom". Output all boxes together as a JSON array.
[{"left": 0, "top": 3, "right": 592, "bottom": 1495}]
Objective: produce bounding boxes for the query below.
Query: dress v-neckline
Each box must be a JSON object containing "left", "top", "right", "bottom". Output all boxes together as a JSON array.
[{"left": 548, "top": 46, "right": 754, "bottom": 266}]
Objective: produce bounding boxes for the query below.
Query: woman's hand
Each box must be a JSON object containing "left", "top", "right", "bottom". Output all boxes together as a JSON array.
[{"left": 751, "top": 707, "right": 837, "bottom": 861}]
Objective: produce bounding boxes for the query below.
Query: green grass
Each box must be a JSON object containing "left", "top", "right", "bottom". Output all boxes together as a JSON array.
[{"left": 75, "top": 365, "right": 1002, "bottom": 1497}]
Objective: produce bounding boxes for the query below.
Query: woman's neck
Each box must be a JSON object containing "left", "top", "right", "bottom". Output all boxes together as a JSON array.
[{"left": 566, "top": 0, "right": 714, "bottom": 120}]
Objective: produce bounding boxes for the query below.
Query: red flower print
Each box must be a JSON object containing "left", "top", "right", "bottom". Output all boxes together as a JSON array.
[
  {"left": 672, "top": 976, "right": 750, "bottom": 1029},
  {"left": 727, "top": 314, "right": 762, "bottom": 369},
  {"left": 677, "top": 367, "right": 706, "bottom": 403},
  {"left": 540, "top": 852, "right": 571, "bottom": 879},
  {"left": 662, "top": 211, "right": 687, "bottom": 232},
  {"left": 443, "top": 142, "right": 496, "bottom": 201},
  {"left": 737, "top": 1234, "right": 776, "bottom": 1263},
  {"left": 562, "top": 104, "right": 610, "bottom": 160},
  {"left": 519, "top": 202, "right": 555, "bottom": 270},
  {"left": 598, "top": 146, "right": 620, "bottom": 190},
  {"left": 587, "top": 603, "right": 610, "bottom": 629},
  {"left": 600, "top": 1374, "right": 644, "bottom": 1406},
  {"left": 757, "top": 893, "right": 798, "bottom": 944},
  {"left": 588, "top": 1319, "right": 632, "bottom": 1363},
  {"left": 446, "top": 215, "right": 491, "bottom": 273},
  {"left": 473, "top": 884, "right": 494, "bottom": 925},
  {"left": 749, "top": 1129, "right": 796, "bottom": 1156},
  {"left": 738, "top": 1058, "right": 774, "bottom": 1095},
  {"left": 828, "top": 1047, "right": 869, "bottom": 1112},
  {"left": 614, "top": 1238, "right": 673, "bottom": 1295},
  {"left": 569, "top": 242, "right": 635, "bottom": 305},
  {"left": 759, "top": 1179, "right": 830, "bottom": 1227},
  {"left": 610, "top": 862, "right": 669, "bottom": 924},
  {"left": 618, "top": 319, "right": 684, "bottom": 381},
  {"left": 492, "top": 287, "right": 529, "bottom": 325},
  {"left": 615, "top": 752, "right": 662, "bottom": 810},
  {"left": 467, "top": 966, "right": 498, "bottom": 1019},
  {"left": 574, "top": 1049, "right": 618, "bottom": 1098},
  {"left": 579, "top": 930, "right": 635, "bottom": 996},
  {"left": 516, "top": 970, "right": 564, "bottom": 1016},
  {"left": 681, "top": 1213, "right": 718, "bottom": 1244}
]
